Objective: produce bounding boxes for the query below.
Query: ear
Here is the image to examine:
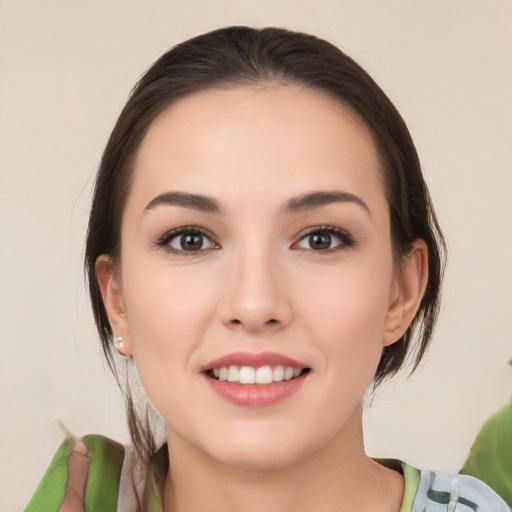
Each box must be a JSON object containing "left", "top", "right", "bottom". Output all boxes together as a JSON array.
[
  {"left": 95, "top": 255, "right": 132, "bottom": 356},
  {"left": 383, "top": 239, "right": 429, "bottom": 347}
]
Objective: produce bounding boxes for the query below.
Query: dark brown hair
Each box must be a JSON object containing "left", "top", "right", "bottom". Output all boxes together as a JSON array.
[{"left": 85, "top": 26, "right": 445, "bottom": 502}]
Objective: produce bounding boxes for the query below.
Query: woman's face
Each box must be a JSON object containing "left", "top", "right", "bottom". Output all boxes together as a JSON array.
[{"left": 100, "top": 85, "right": 420, "bottom": 469}]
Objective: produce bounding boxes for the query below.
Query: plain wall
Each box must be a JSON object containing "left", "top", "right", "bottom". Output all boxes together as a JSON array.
[{"left": 1, "top": 1, "right": 511, "bottom": 509}]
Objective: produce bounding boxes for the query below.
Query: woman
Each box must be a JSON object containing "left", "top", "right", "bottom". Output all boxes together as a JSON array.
[{"left": 26, "top": 26, "right": 509, "bottom": 512}]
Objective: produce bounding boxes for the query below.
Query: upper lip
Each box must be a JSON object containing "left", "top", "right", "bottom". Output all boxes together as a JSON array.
[{"left": 202, "top": 351, "right": 308, "bottom": 371}]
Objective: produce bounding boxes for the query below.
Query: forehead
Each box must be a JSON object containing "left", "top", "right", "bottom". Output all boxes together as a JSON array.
[{"left": 129, "top": 85, "right": 384, "bottom": 210}]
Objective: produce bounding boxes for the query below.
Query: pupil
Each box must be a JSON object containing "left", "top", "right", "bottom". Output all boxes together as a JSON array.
[
  {"left": 181, "top": 234, "right": 202, "bottom": 250},
  {"left": 310, "top": 233, "right": 331, "bottom": 250}
]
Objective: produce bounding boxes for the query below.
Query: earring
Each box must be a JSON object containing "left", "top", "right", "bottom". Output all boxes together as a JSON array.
[{"left": 114, "top": 336, "right": 125, "bottom": 350}]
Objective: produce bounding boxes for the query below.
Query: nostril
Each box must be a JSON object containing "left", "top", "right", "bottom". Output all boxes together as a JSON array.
[{"left": 226, "top": 317, "right": 282, "bottom": 329}]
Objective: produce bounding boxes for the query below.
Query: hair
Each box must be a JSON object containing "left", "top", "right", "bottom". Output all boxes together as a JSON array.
[{"left": 85, "top": 25, "right": 446, "bottom": 504}]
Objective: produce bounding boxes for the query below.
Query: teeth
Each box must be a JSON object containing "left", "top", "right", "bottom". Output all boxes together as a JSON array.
[
  {"left": 273, "top": 365, "right": 284, "bottom": 382},
  {"left": 239, "top": 366, "right": 255, "bottom": 384},
  {"left": 227, "top": 365, "right": 238, "bottom": 382},
  {"left": 255, "top": 366, "right": 273, "bottom": 384},
  {"left": 284, "top": 367, "right": 294, "bottom": 380},
  {"left": 218, "top": 367, "right": 228, "bottom": 381},
  {"left": 209, "top": 365, "right": 305, "bottom": 385}
]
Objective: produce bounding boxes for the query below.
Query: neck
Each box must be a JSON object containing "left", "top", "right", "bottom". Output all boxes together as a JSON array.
[{"left": 162, "top": 406, "right": 404, "bottom": 512}]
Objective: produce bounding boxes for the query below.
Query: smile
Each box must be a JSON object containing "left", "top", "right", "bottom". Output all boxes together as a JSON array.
[
  {"left": 202, "top": 352, "right": 310, "bottom": 407},
  {"left": 208, "top": 365, "right": 308, "bottom": 385}
]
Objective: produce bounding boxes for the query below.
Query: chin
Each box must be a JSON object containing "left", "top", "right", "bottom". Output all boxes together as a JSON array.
[
  {"left": 195, "top": 424, "right": 320, "bottom": 471},
  {"left": 211, "top": 442, "right": 304, "bottom": 471}
]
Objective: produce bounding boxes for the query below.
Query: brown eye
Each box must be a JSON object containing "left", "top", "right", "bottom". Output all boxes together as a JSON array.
[
  {"left": 168, "top": 231, "right": 214, "bottom": 252},
  {"left": 308, "top": 233, "right": 332, "bottom": 250},
  {"left": 295, "top": 228, "right": 354, "bottom": 252}
]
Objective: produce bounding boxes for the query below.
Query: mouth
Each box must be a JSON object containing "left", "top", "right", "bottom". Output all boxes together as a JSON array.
[
  {"left": 202, "top": 352, "right": 310, "bottom": 406},
  {"left": 206, "top": 365, "right": 310, "bottom": 385}
]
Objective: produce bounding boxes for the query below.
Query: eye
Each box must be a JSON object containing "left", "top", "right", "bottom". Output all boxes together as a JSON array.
[
  {"left": 295, "top": 227, "right": 354, "bottom": 252},
  {"left": 158, "top": 228, "right": 216, "bottom": 254}
]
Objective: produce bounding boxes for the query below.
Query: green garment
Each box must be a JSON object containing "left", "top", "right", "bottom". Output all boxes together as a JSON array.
[
  {"left": 25, "top": 436, "right": 163, "bottom": 512},
  {"left": 26, "top": 435, "right": 509, "bottom": 511},
  {"left": 460, "top": 398, "right": 512, "bottom": 507}
]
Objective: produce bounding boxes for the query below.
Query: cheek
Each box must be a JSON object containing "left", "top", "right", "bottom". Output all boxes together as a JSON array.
[
  {"left": 122, "top": 255, "right": 215, "bottom": 341},
  {"left": 300, "top": 274, "right": 391, "bottom": 421},
  {"left": 119, "top": 250, "right": 231, "bottom": 379},
  {"left": 119, "top": 259, "right": 216, "bottom": 402},
  {"left": 298, "top": 258, "right": 394, "bottom": 367}
]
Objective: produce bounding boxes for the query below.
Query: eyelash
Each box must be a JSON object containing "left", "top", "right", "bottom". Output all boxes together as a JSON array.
[
  {"left": 293, "top": 225, "right": 355, "bottom": 253},
  {"left": 155, "top": 225, "right": 355, "bottom": 255},
  {"left": 156, "top": 226, "right": 218, "bottom": 255}
]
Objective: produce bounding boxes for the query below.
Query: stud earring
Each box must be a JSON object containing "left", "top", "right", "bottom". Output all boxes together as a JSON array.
[{"left": 114, "top": 336, "right": 125, "bottom": 349}]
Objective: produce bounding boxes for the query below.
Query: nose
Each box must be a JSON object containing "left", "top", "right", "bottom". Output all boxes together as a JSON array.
[{"left": 219, "top": 246, "right": 292, "bottom": 334}]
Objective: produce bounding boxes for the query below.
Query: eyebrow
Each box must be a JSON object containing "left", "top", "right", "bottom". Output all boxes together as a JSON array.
[
  {"left": 145, "top": 192, "right": 223, "bottom": 213},
  {"left": 144, "top": 190, "right": 370, "bottom": 216},
  {"left": 284, "top": 191, "right": 371, "bottom": 216}
]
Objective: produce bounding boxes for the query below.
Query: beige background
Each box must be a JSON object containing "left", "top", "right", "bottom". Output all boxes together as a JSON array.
[{"left": 1, "top": 1, "right": 511, "bottom": 509}]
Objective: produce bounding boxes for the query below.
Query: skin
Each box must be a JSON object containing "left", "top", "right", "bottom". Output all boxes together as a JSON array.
[{"left": 97, "top": 85, "right": 428, "bottom": 512}]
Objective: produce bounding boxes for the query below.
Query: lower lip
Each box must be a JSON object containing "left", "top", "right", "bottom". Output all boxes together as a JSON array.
[{"left": 204, "top": 373, "right": 308, "bottom": 407}]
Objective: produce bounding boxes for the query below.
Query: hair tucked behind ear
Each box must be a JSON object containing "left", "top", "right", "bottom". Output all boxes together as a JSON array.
[{"left": 85, "top": 26, "right": 445, "bottom": 505}]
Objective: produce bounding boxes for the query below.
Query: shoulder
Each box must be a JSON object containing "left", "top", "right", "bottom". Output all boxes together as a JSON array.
[
  {"left": 25, "top": 435, "right": 152, "bottom": 512},
  {"left": 399, "top": 460, "right": 511, "bottom": 512}
]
